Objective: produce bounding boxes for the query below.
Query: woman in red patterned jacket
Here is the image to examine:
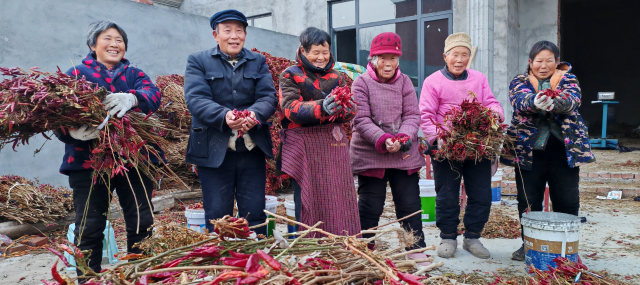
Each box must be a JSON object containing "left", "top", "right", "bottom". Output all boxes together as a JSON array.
[{"left": 278, "top": 27, "right": 360, "bottom": 237}]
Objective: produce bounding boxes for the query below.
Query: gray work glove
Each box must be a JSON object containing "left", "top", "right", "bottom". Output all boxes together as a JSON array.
[
  {"left": 322, "top": 95, "right": 342, "bottom": 116},
  {"left": 399, "top": 139, "right": 412, "bottom": 152},
  {"left": 554, "top": 96, "right": 572, "bottom": 114},
  {"left": 103, "top": 92, "right": 138, "bottom": 118},
  {"left": 70, "top": 124, "right": 100, "bottom": 141}
]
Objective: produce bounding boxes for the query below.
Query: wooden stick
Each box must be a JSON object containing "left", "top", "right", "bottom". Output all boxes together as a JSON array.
[
  {"left": 345, "top": 240, "right": 398, "bottom": 281},
  {"left": 352, "top": 210, "right": 423, "bottom": 237},
  {"left": 467, "top": 46, "right": 478, "bottom": 69},
  {"left": 388, "top": 245, "right": 436, "bottom": 259},
  {"left": 414, "top": 261, "right": 444, "bottom": 276},
  {"left": 265, "top": 210, "right": 336, "bottom": 237},
  {"left": 248, "top": 218, "right": 275, "bottom": 229},
  {"left": 132, "top": 265, "right": 243, "bottom": 277},
  {"left": 275, "top": 221, "right": 322, "bottom": 260}
]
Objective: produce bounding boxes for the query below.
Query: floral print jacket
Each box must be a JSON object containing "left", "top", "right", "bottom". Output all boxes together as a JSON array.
[{"left": 500, "top": 62, "right": 596, "bottom": 170}]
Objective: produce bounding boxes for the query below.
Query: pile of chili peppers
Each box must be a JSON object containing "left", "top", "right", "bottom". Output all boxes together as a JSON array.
[
  {"left": 232, "top": 109, "right": 260, "bottom": 138},
  {"left": 41, "top": 214, "right": 447, "bottom": 285},
  {"left": 522, "top": 257, "right": 626, "bottom": 285},
  {"left": 0, "top": 175, "right": 73, "bottom": 224},
  {"left": 213, "top": 215, "right": 253, "bottom": 240},
  {"left": 431, "top": 92, "right": 512, "bottom": 162},
  {"left": 326, "top": 85, "right": 356, "bottom": 122},
  {"left": 0, "top": 67, "right": 183, "bottom": 187},
  {"left": 390, "top": 134, "right": 410, "bottom": 144},
  {"left": 541, "top": 88, "right": 566, "bottom": 100}
]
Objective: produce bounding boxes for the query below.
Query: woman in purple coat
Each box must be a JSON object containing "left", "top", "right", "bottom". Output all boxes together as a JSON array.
[{"left": 349, "top": 32, "right": 429, "bottom": 265}]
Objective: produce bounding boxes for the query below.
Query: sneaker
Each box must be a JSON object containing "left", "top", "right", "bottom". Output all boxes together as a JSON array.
[
  {"left": 462, "top": 238, "right": 490, "bottom": 259},
  {"left": 437, "top": 239, "right": 458, "bottom": 258},
  {"left": 512, "top": 244, "right": 525, "bottom": 261},
  {"left": 406, "top": 252, "right": 432, "bottom": 267}
]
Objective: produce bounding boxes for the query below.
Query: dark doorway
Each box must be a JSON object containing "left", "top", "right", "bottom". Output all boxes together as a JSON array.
[
  {"left": 335, "top": 29, "right": 357, "bottom": 65},
  {"left": 560, "top": 0, "right": 640, "bottom": 135}
]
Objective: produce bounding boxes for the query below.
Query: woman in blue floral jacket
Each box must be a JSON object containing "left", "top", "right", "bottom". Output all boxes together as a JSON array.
[{"left": 500, "top": 41, "right": 595, "bottom": 261}]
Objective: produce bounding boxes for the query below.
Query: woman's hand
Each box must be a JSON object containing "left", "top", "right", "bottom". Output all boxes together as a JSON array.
[
  {"left": 385, "top": 138, "right": 401, "bottom": 153},
  {"left": 534, "top": 92, "right": 554, "bottom": 111}
]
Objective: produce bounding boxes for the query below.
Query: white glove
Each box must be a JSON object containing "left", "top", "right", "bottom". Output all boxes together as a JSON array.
[
  {"left": 69, "top": 124, "right": 100, "bottom": 141},
  {"left": 534, "top": 93, "right": 554, "bottom": 111},
  {"left": 103, "top": 92, "right": 138, "bottom": 118}
]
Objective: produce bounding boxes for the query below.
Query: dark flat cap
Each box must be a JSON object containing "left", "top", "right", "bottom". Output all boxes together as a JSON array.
[{"left": 210, "top": 9, "right": 248, "bottom": 30}]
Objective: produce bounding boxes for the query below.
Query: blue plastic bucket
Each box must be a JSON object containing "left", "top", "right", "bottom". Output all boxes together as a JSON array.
[
  {"left": 285, "top": 200, "right": 297, "bottom": 239},
  {"left": 521, "top": 212, "right": 582, "bottom": 269}
]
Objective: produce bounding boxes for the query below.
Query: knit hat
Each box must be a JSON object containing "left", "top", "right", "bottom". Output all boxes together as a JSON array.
[
  {"left": 210, "top": 9, "right": 248, "bottom": 30},
  {"left": 444, "top": 32, "right": 472, "bottom": 53},
  {"left": 369, "top": 32, "right": 402, "bottom": 57}
]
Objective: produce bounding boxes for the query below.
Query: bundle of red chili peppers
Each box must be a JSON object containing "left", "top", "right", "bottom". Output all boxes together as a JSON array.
[
  {"left": 0, "top": 67, "right": 184, "bottom": 187},
  {"left": 541, "top": 88, "right": 566, "bottom": 100},
  {"left": 431, "top": 92, "right": 512, "bottom": 162},
  {"left": 232, "top": 109, "right": 260, "bottom": 138},
  {"left": 326, "top": 85, "right": 356, "bottom": 122},
  {"left": 42, "top": 215, "right": 446, "bottom": 285},
  {"left": 390, "top": 134, "right": 410, "bottom": 144},
  {"left": 522, "top": 257, "right": 624, "bottom": 285},
  {"left": 213, "top": 215, "right": 253, "bottom": 240}
]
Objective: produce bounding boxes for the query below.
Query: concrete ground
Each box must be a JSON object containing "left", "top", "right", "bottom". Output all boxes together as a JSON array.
[{"left": 2, "top": 193, "right": 639, "bottom": 284}]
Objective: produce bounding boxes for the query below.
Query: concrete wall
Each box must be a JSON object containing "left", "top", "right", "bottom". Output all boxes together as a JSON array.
[
  {"left": 180, "top": 0, "right": 330, "bottom": 36},
  {"left": 517, "top": 0, "right": 558, "bottom": 68},
  {"left": 0, "top": 0, "right": 299, "bottom": 187}
]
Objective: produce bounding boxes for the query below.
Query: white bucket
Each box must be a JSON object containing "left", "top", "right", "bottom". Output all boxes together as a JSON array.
[
  {"left": 419, "top": 179, "right": 436, "bottom": 225},
  {"left": 521, "top": 212, "right": 582, "bottom": 269},
  {"left": 284, "top": 200, "right": 297, "bottom": 238},
  {"left": 185, "top": 209, "right": 206, "bottom": 233},
  {"left": 491, "top": 169, "right": 503, "bottom": 205},
  {"left": 265, "top": 195, "right": 278, "bottom": 237}
]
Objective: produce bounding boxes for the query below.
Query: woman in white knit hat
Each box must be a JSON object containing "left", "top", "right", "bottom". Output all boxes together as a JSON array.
[{"left": 419, "top": 32, "right": 504, "bottom": 259}]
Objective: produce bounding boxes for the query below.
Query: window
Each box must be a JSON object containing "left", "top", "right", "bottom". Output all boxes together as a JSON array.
[
  {"left": 329, "top": 0, "right": 452, "bottom": 91},
  {"left": 247, "top": 13, "right": 273, "bottom": 30}
]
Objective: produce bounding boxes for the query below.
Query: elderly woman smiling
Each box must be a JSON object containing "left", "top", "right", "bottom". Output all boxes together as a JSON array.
[
  {"left": 419, "top": 32, "right": 504, "bottom": 260},
  {"left": 501, "top": 41, "right": 595, "bottom": 261},
  {"left": 54, "top": 21, "right": 162, "bottom": 282},
  {"left": 349, "top": 32, "right": 428, "bottom": 264}
]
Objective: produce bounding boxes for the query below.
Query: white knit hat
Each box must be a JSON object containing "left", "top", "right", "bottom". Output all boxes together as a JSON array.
[{"left": 444, "top": 32, "right": 472, "bottom": 53}]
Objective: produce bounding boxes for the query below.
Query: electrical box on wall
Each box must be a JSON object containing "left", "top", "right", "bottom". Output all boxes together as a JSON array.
[{"left": 597, "top": 92, "right": 615, "bottom": 100}]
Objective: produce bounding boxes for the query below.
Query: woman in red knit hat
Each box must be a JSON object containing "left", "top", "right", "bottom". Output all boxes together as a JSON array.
[{"left": 350, "top": 32, "right": 430, "bottom": 266}]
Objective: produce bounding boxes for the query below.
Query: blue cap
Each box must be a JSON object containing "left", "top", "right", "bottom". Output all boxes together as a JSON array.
[{"left": 210, "top": 9, "right": 248, "bottom": 30}]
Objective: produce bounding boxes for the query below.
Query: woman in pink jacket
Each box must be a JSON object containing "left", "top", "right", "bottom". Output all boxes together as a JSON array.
[
  {"left": 350, "top": 32, "right": 428, "bottom": 265},
  {"left": 419, "top": 32, "right": 504, "bottom": 260}
]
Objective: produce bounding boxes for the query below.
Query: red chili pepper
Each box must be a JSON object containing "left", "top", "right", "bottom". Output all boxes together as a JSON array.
[
  {"left": 256, "top": 249, "right": 281, "bottom": 271},
  {"left": 162, "top": 256, "right": 190, "bottom": 268},
  {"left": 220, "top": 257, "right": 249, "bottom": 267},
  {"left": 119, "top": 253, "right": 145, "bottom": 260},
  {"left": 396, "top": 272, "right": 426, "bottom": 285},
  {"left": 143, "top": 111, "right": 154, "bottom": 121},
  {"left": 210, "top": 271, "right": 245, "bottom": 285},
  {"left": 46, "top": 247, "right": 71, "bottom": 267},
  {"left": 58, "top": 244, "right": 75, "bottom": 256},
  {"left": 186, "top": 245, "right": 222, "bottom": 258},
  {"left": 385, "top": 258, "right": 397, "bottom": 270},
  {"left": 50, "top": 260, "right": 68, "bottom": 285},
  {"left": 148, "top": 271, "right": 181, "bottom": 279},
  {"left": 229, "top": 250, "right": 252, "bottom": 259}
]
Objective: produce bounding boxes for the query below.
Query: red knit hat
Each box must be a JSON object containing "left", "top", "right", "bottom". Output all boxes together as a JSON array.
[{"left": 369, "top": 32, "right": 402, "bottom": 57}]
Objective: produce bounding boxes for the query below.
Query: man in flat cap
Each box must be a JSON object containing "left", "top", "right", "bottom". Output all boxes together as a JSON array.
[{"left": 184, "top": 9, "right": 277, "bottom": 235}]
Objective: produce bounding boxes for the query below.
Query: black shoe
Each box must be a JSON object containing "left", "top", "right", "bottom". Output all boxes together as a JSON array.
[{"left": 512, "top": 244, "right": 525, "bottom": 261}]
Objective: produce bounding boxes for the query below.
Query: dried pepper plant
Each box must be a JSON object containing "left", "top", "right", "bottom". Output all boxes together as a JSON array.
[
  {"left": 0, "top": 175, "right": 73, "bottom": 224},
  {"left": 42, "top": 211, "right": 449, "bottom": 285},
  {"left": 0, "top": 67, "right": 185, "bottom": 188},
  {"left": 431, "top": 91, "right": 513, "bottom": 162}
]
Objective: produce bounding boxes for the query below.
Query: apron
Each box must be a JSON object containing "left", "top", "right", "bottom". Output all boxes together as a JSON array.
[{"left": 280, "top": 124, "right": 361, "bottom": 237}]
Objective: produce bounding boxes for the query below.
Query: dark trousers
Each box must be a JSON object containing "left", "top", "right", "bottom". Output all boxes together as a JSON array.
[
  {"left": 69, "top": 169, "right": 154, "bottom": 278},
  {"left": 291, "top": 179, "right": 302, "bottom": 225},
  {"left": 515, "top": 136, "right": 580, "bottom": 240},
  {"left": 432, "top": 158, "right": 492, "bottom": 239},
  {"left": 199, "top": 150, "right": 267, "bottom": 235},
  {"left": 357, "top": 169, "right": 426, "bottom": 249}
]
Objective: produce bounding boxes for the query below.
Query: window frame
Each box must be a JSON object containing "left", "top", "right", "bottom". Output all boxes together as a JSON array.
[
  {"left": 247, "top": 13, "right": 273, "bottom": 30},
  {"left": 328, "top": 0, "right": 452, "bottom": 93}
]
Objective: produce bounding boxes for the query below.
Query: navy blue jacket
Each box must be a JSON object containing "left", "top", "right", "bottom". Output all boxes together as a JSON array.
[
  {"left": 184, "top": 47, "right": 277, "bottom": 168},
  {"left": 56, "top": 54, "right": 163, "bottom": 174}
]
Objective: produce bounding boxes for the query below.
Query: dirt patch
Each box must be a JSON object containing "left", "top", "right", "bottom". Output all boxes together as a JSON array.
[{"left": 581, "top": 138, "right": 640, "bottom": 173}]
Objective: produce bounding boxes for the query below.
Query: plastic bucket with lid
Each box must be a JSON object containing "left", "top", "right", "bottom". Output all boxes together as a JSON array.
[
  {"left": 521, "top": 211, "right": 582, "bottom": 269},
  {"left": 265, "top": 195, "right": 278, "bottom": 237},
  {"left": 491, "top": 169, "right": 503, "bottom": 205},
  {"left": 419, "top": 179, "right": 436, "bottom": 225},
  {"left": 185, "top": 209, "right": 206, "bottom": 233},
  {"left": 284, "top": 200, "right": 297, "bottom": 239}
]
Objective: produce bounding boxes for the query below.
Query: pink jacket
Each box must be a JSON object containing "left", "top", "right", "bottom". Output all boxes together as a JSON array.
[
  {"left": 419, "top": 69, "right": 504, "bottom": 144},
  {"left": 349, "top": 66, "right": 426, "bottom": 174}
]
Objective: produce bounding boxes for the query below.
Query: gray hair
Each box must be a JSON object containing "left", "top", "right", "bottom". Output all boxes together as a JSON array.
[
  {"left": 368, "top": 55, "right": 400, "bottom": 68},
  {"left": 444, "top": 47, "right": 471, "bottom": 57},
  {"left": 86, "top": 21, "right": 128, "bottom": 52}
]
